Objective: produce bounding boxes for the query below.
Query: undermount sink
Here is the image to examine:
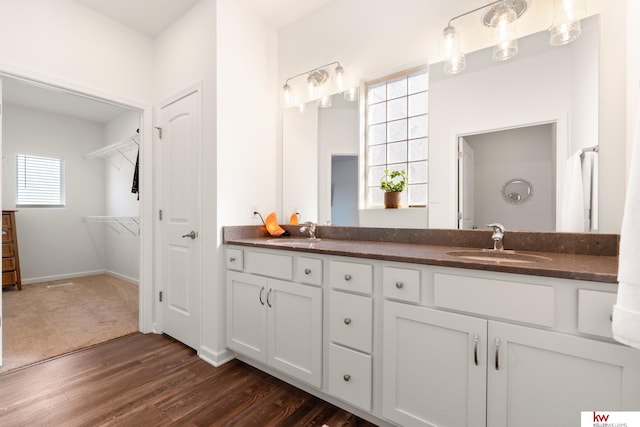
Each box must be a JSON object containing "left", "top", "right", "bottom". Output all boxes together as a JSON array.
[
  {"left": 266, "top": 238, "right": 321, "bottom": 247},
  {"left": 446, "top": 249, "right": 551, "bottom": 264}
]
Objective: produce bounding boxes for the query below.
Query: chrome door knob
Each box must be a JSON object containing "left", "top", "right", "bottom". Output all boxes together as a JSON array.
[{"left": 182, "top": 230, "right": 198, "bottom": 239}]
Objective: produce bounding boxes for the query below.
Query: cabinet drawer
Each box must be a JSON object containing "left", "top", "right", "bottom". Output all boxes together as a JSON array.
[
  {"left": 328, "top": 343, "right": 372, "bottom": 411},
  {"left": 226, "top": 248, "right": 244, "bottom": 271},
  {"left": 434, "top": 273, "right": 554, "bottom": 327},
  {"left": 2, "top": 214, "right": 10, "bottom": 227},
  {"left": 245, "top": 251, "right": 293, "bottom": 280},
  {"left": 2, "top": 271, "right": 17, "bottom": 285},
  {"left": 329, "top": 290, "right": 372, "bottom": 353},
  {"left": 2, "top": 243, "right": 14, "bottom": 258},
  {"left": 329, "top": 261, "right": 373, "bottom": 295},
  {"left": 2, "top": 257, "right": 15, "bottom": 272},
  {"left": 578, "top": 290, "right": 616, "bottom": 338},
  {"left": 2, "top": 228, "right": 11, "bottom": 242},
  {"left": 383, "top": 266, "right": 420, "bottom": 303},
  {"left": 296, "top": 257, "right": 322, "bottom": 286}
]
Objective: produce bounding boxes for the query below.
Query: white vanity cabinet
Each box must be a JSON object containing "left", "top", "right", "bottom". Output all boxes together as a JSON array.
[
  {"left": 382, "top": 269, "right": 640, "bottom": 427},
  {"left": 383, "top": 300, "right": 488, "bottom": 427},
  {"left": 226, "top": 250, "right": 323, "bottom": 388}
]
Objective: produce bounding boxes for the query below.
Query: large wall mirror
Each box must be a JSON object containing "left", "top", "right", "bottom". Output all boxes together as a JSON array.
[{"left": 282, "top": 15, "right": 600, "bottom": 232}]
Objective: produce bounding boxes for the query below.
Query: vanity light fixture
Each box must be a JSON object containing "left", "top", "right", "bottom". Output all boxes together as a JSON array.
[
  {"left": 440, "top": 0, "right": 528, "bottom": 74},
  {"left": 282, "top": 61, "right": 349, "bottom": 108},
  {"left": 549, "top": 0, "right": 587, "bottom": 46}
]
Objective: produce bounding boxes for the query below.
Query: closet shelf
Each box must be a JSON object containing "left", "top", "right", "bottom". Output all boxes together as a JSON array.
[
  {"left": 84, "top": 216, "right": 139, "bottom": 236},
  {"left": 85, "top": 134, "right": 139, "bottom": 169}
]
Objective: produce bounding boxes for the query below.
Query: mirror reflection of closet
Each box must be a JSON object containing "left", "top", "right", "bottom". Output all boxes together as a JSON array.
[{"left": 1, "top": 76, "right": 141, "bottom": 358}]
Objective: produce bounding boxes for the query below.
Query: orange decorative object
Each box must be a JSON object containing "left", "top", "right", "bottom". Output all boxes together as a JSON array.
[
  {"left": 265, "top": 212, "right": 287, "bottom": 236},
  {"left": 289, "top": 213, "right": 299, "bottom": 225}
]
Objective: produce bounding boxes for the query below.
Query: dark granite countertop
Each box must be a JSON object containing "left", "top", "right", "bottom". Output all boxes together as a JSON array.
[{"left": 223, "top": 225, "right": 619, "bottom": 284}]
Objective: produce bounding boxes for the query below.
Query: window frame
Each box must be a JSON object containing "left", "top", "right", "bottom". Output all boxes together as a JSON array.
[
  {"left": 15, "top": 153, "right": 66, "bottom": 208},
  {"left": 364, "top": 64, "right": 429, "bottom": 209}
]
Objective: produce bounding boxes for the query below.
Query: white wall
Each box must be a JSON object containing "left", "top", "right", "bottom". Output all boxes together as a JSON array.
[
  {"left": 216, "top": 0, "right": 278, "bottom": 358},
  {"left": 278, "top": 0, "right": 629, "bottom": 233},
  {"left": 104, "top": 111, "right": 141, "bottom": 282},
  {"left": 318, "top": 100, "right": 359, "bottom": 225},
  {"left": 0, "top": 0, "right": 154, "bottom": 104},
  {"left": 2, "top": 104, "right": 107, "bottom": 282}
]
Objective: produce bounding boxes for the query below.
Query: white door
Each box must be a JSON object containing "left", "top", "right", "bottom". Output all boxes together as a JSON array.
[
  {"left": 383, "top": 300, "right": 487, "bottom": 427},
  {"left": 459, "top": 137, "right": 475, "bottom": 229},
  {"left": 487, "top": 321, "right": 640, "bottom": 427},
  {"left": 159, "top": 88, "right": 201, "bottom": 350}
]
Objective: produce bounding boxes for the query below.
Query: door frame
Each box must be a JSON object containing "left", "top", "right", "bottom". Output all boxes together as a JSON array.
[{"left": 0, "top": 65, "right": 155, "bottom": 334}]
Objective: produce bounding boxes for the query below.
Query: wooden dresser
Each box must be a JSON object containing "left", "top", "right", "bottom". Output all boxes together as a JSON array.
[{"left": 2, "top": 210, "right": 22, "bottom": 290}]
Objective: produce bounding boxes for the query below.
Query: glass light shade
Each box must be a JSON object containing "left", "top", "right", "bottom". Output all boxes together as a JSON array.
[
  {"left": 318, "top": 95, "right": 333, "bottom": 108},
  {"left": 283, "top": 83, "right": 292, "bottom": 106},
  {"left": 490, "top": 1, "right": 518, "bottom": 61},
  {"left": 550, "top": 0, "right": 586, "bottom": 46},
  {"left": 297, "top": 103, "right": 306, "bottom": 113},
  {"left": 334, "top": 65, "right": 346, "bottom": 92},
  {"left": 440, "top": 25, "right": 466, "bottom": 74},
  {"left": 307, "top": 78, "right": 317, "bottom": 98},
  {"left": 493, "top": 38, "right": 518, "bottom": 61},
  {"left": 344, "top": 86, "right": 359, "bottom": 102}
]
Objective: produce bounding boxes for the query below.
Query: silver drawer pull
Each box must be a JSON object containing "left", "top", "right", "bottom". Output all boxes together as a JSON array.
[
  {"left": 395, "top": 281, "right": 404, "bottom": 289},
  {"left": 229, "top": 257, "right": 236, "bottom": 262},
  {"left": 266, "top": 289, "right": 273, "bottom": 308},
  {"left": 343, "top": 374, "right": 351, "bottom": 382},
  {"left": 259, "top": 286, "right": 265, "bottom": 305},
  {"left": 344, "top": 274, "right": 352, "bottom": 281},
  {"left": 304, "top": 268, "right": 312, "bottom": 275},
  {"left": 473, "top": 334, "right": 479, "bottom": 366},
  {"left": 344, "top": 318, "right": 352, "bottom": 325}
]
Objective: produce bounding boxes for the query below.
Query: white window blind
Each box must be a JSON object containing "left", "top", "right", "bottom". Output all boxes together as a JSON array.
[{"left": 16, "top": 154, "right": 66, "bottom": 207}]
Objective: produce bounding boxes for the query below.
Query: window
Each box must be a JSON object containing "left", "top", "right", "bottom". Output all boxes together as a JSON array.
[
  {"left": 365, "top": 67, "right": 429, "bottom": 207},
  {"left": 16, "top": 154, "right": 66, "bottom": 207}
]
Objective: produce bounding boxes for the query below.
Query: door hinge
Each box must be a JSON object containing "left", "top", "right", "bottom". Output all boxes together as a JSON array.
[
  {"left": 159, "top": 209, "right": 163, "bottom": 220},
  {"left": 458, "top": 150, "right": 462, "bottom": 160},
  {"left": 159, "top": 291, "right": 163, "bottom": 302},
  {"left": 155, "top": 126, "right": 163, "bottom": 139}
]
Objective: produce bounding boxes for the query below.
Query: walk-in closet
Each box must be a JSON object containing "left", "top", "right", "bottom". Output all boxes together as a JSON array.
[{"left": 0, "top": 76, "right": 141, "bottom": 372}]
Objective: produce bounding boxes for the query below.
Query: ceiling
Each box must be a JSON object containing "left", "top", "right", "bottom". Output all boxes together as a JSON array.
[
  {"left": 1, "top": 0, "right": 335, "bottom": 125},
  {"left": 75, "top": 0, "right": 334, "bottom": 36}
]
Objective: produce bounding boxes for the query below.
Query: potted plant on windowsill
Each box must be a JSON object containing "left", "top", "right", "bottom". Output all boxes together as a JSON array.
[{"left": 380, "top": 169, "right": 407, "bottom": 208}]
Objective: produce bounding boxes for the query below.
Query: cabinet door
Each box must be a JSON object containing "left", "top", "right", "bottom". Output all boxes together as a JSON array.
[
  {"left": 226, "top": 271, "right": 267, "bottom": 362},
  {"left": 267, "top": 279, "right": 323, "bottom": 387},
  {"left": 487, "top": 321, "right": 640, "bottom": 427},
  {"left": 383, "top": 300, "right": 488, "bottom": 427}
]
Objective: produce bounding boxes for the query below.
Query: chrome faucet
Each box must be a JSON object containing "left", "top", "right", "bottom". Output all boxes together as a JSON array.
[
  {"left": 300, "top": 221, "right": 317, "bottom": 239},
  {"left": 486, "top": 223, "right": 505, "bottom": 251}
]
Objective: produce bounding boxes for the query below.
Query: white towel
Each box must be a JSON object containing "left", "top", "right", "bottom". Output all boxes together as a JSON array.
[
  {"left": 559, "top": 151, "right": 585, "bottom": 232},
  {"left": 613, "top": 91, "right": 640, "bottom": 349}
]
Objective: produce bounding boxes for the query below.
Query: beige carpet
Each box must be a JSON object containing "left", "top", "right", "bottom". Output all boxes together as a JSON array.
[{"left": 1, "top": 274, "right": 138, "bottom": 373}]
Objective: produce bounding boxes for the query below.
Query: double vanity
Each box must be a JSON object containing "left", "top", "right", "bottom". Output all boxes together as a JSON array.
[{"left": 223, "top": 225, "right": 639, "bottom": 427}]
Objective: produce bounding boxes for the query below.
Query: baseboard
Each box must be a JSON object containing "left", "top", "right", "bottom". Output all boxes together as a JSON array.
[
  {"left": 105, "top": 270, "right": 139, "bottom": 286},
  {"left": 22, "top": 269, "right": 108, "bottom": 285},
  {"left": 198, "top": 346, "right": 235, "bottom": 367}
]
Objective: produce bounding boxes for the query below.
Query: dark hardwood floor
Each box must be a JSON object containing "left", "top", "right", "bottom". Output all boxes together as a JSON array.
[{"left": 0, "top": 333, "right": 378, "bottom": 426}]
